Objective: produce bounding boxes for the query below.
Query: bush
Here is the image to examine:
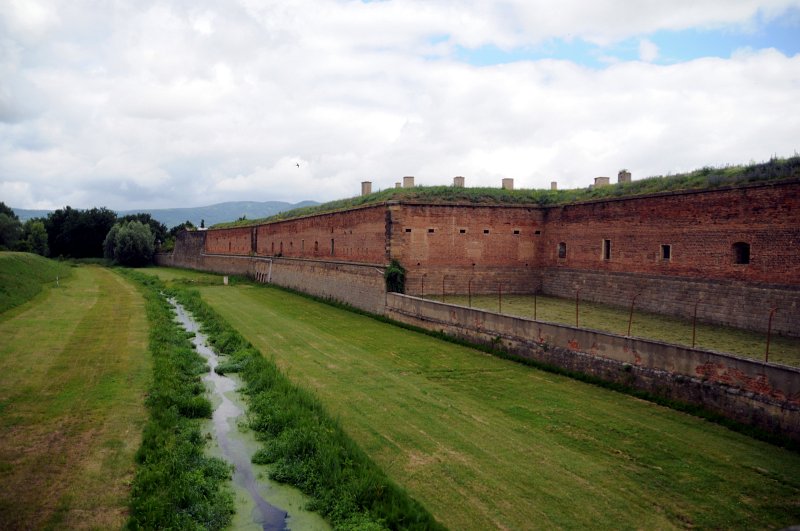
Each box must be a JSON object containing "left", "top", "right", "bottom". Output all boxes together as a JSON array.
[{"left": 384, "top": 260, "right": 406, "bottom": 293}]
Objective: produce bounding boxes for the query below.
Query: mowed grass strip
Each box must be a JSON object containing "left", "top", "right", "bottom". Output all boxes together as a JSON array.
[
  {"left": 196, "top": 282, "right": 800, "bottom": 530},
  {"left": 0, "top": 265, "right": 151, "bottom": 529},
  {"left": 444, "top": 293, "right": 800, "bottom": 367}
]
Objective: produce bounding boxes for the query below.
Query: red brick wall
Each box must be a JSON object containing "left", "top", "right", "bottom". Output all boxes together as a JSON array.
[
  {"left": 388, "top": 203, "right": 545, "bottom": 294},
  {"left": 205, "top": 227, "right": 253, "bottom": 255},
  {"left": 255, "top": 205, "right": 387, "bottom": 264},
  {"left": 389, "top": 203, "right": 544, "bottom": 267},
  {"left": 540, "top": 181, "right": 800, "bottom": 285}
]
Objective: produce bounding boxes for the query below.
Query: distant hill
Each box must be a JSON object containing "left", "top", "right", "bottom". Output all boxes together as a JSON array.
[{"left": 12, "top": 200, "right": 319, "bottom": 229}]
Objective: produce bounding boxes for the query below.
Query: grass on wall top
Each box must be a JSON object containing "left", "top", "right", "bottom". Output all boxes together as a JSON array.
[
  {"left": 213, "top": 155, "right": 800, "bottom": 228},
  {"left": 0, "top": 252, "right": 72, "bottom": 314}
]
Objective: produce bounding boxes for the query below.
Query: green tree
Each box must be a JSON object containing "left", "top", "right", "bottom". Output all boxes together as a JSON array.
[
  {"left": 104, "top": 221, "right": 154, "bottom": 266},
  {"left": 118, "top": 213, "right": 168, "bottom": 249},
  {"left": 0, "top": 202, "right": 22, "bottom": 250},
  {"left": 45, "top": 206, "right": 117, "bottom": 258},
  {"left": 19, "top": 219, "right": 49, "bottom": 256}
]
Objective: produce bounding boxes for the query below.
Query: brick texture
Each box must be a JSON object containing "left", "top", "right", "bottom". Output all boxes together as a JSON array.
[{"left": 159, "top": 179, "right": 800, "bottom": 335}]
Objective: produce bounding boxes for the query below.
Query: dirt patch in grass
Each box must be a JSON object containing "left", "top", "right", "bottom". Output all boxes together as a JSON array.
[{"left": 0, "top": 266, "right": 150, "bottom": 529}]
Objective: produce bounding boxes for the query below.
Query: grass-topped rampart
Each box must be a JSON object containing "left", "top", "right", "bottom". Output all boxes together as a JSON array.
[
  {"left": 213, "top": 155, "right": 799, "bottom": 228},
  {"left": 174, "top": 287, "right": 444, "bottom": 530},
  {"left": 0, "top": 252, "right": 71, "bottom": 314}
]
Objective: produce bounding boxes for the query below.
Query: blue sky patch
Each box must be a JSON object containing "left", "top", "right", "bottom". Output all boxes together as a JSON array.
[{"left": 451, "top": 10, "right": 800, "bottom": 68}]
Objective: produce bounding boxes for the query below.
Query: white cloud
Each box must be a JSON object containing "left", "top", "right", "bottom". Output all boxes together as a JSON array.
[
  {"left": 639, "top": 39, "right": 659, "bottom": 62},
  {"left": 1, "top": 0, "right": 799, "bottom": 212}
]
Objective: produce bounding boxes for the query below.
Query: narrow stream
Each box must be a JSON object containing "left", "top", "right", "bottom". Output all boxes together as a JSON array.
[{"left": 170, "top": 299, "right": 328, "bottom": 531}]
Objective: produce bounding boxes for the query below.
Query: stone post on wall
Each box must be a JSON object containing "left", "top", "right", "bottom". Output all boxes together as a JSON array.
[
  {"left": 395, "top": 182, "right": 401, "bottom": 188},
  {"left": 594, "top": 176, "right": 610, "bottom": 187},
  {"left": 453, "top": 176, "right": 465, "bottom": 187},
  {"left": 618, "top": 170, "right": 632, "bottom": 183},
  {"left": 361, "top": 181, "right": 372, "bottom": 196},
  {"left": 502, "top": 178, "right": 514, "bottom": 190},
  {"left": 551, "top": 181, "right": 558, "bottom": 190},
  {"left": 403, "top": 176, "right": 415, "bottom": 188}
]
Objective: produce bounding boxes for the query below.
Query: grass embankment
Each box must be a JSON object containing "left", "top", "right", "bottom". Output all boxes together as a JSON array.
[
  {"left": 443, "top": 293, "right": 800, "bottom": 367},
  {"left": 0, "top": 264, "right": 149, "bottom": 529},
  {"left": 215, "top": 156, "right": 800, "bottom": 228},
  {"left": 120, "top": 270, "right": 235, "bottom": 529},
  {"left": 185, "top": 279, "right": 800, "bottom": 530},
  {"left": 0, "top": 251, "right": 71, "bottom": 313},
  {"left": 175, "top": 287, "right": 444, "bottom": 530}
]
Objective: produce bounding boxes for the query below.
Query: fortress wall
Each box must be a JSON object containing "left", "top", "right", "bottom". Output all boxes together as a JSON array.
[
  {"left": 386, "top": 293, "right": 800, "bottom": 441},
  {"left": 256, "top": 204, "right": 388, "bottom": 263},
  {"left": 541, "top": 268, "right": 800, "bottom": 337},
  {"left": 206, "top": 226, "right": 254, "bottom": 255},
  {"left": 540, "top": 180, "right": 800, "bottom": 285},
  {"left": 155, "top": 230, "right": 207, "bottom": 269},
  {"left": 253, "top": 257, "right": 387, "bottom": 315},
  {"left": 389, "top": 203, "right": 545, "bottom": 294}
]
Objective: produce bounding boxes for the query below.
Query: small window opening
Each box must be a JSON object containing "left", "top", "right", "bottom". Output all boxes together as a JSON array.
[
  {"left": 428, "top": 228, "right": 435, "bottom": 233},
  {"left": 314, "top": 241, "right": 319, "bottom": 252},
  {"left": 301, "top": 239, "right": 305, "bottom": 251},
  {"left": 661, "top": 244, "right": 671, "bottom": 261},
  {"left": 331, "top": 238, "right": 335, "bottom": 256},
  {"left": 513, "top": 229, "right": 520, "bottom": 235},
  {"left": 459, "top": 229, "right": 466, "bottom": 234},
  {"left": 535, "top": 230, "right": 541, "bottom": 235},
  {"left": 271, "top": 242, "right": 275, "bottom": 254},
  {"left": 483, "top": 229, "right": 490, "bottom": 234},
  {"left": 603, "top": 239, "right": 611, "bottom": 260},
  {"left": 733, "top": 242, "right": 750, "bottom": 264},
  {"left": 405, "top": 228, "right": 412, "bottom": 233},
  {"left": 558, "top": 242, "right": 567, "bottom": 259},
  {"left": 280, "top": 242, "right": 283, "bottom": 253}
]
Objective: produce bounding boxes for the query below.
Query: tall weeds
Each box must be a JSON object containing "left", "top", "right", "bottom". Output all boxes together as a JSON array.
[
  {"left": 175, "top": 288, "right": 444, "bottom": 530},
  {"left": 123, "top": 271, "right": 234, "bottom": 530}
]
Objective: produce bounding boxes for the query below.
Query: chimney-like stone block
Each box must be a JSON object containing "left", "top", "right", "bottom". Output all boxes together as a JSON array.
[
  {"left": 502, "top": 178, "right": 514, "bottom": 190},
  {"left": 453, "top": 176, "right": 465, "bottom": 187},
  {"left": 403, "top": 176, "right": 415, "bottom": 188},
  {"left": 361, "top": 181, "right": 372, "bottom": 196}
]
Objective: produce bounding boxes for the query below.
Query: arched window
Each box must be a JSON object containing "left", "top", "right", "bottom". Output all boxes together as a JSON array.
[
  {"left": 558, "top": 242, "right": 567, "bottom": 259},
  {"left": 733, "top": 242, "right": 750, "bottom": 264}
]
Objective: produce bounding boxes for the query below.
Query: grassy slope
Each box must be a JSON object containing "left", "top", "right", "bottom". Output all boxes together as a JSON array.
[
  {"left": 190, "top": 281, "right": 800, "bottom": 530},
  {"left": 0, "top": 265, "right": 151, "bottom": 529},
  {"left": 444, "top": 294, "right": 800, "bottom": 367},
  {"left": 0, "top": 252, "right": 71, "bottom": 314}
]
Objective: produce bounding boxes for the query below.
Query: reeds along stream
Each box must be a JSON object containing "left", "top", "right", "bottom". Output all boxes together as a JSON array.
[{"left": 170, "top": 299, "right": 307, "bottom": 531}]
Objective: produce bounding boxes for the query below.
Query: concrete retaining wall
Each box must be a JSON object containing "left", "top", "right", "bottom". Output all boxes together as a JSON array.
[
  {"left": 155, "top": 245, "right": 387, "bottom": 315},
  {"left": 541, "top": 267, "right": 799, "bottom": 337},
  {"left": 386, "top": 293, "right": 800, "bottom": 441}
]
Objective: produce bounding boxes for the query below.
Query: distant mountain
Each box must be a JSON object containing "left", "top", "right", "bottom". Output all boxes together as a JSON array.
[{"left": 12, "top": 200, "right": 319, "bottom": 229}]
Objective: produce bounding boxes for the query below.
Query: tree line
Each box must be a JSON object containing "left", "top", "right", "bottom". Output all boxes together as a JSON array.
[{"left": 0, "top": 202, "right": 196, "bottom": 266}]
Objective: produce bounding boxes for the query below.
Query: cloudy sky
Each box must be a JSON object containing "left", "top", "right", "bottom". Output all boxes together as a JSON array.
[{"left": 1, "top": 0, "right": 799, "bottom": 210}]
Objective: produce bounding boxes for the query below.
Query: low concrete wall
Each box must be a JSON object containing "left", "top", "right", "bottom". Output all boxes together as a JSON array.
[
  {"left": 155, "top": 250, "right": 387, "bottom": 315},
  {"left": 386, "top": 293, "right": 800, "bottom": 441},
  {"left": 541, "top": 267, "right": 800, "bottom": 337}
]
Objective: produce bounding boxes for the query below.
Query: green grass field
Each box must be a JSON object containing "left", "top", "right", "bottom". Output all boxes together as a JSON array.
[
  {"left": 0, "top": 264, "right": 151, "bottom": 529},
  {"left": 140, "top": 269, "right": 800, "bottom": 530},
  {"left": 442, "top": 293, "right": 800, "bottom": 367},
  {"left": 0, "top": 252, "right": 72, "bottom": 314}
]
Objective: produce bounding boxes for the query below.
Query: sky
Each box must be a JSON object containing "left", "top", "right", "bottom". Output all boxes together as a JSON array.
[{"left": 1, "top": 0, "right": 799, "bottom": 211}]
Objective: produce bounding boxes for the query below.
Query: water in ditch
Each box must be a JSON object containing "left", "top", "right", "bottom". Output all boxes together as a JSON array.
[{"left": 170, "top": 299, "right": 329, "bottom": 531}]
